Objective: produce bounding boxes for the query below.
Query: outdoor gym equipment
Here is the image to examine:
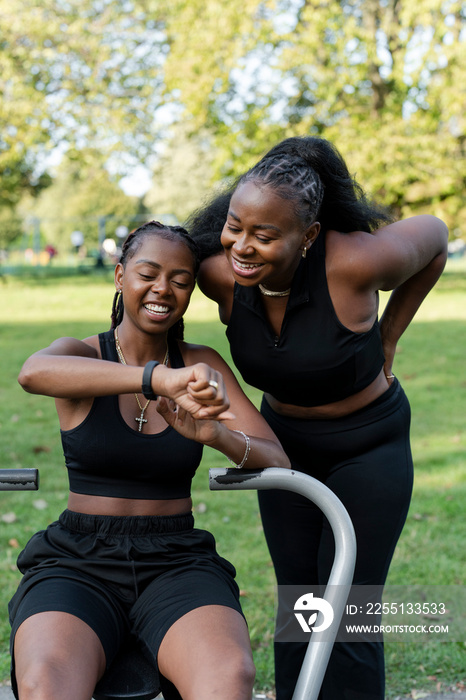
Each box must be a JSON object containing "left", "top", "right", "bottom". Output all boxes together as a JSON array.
[
  {"left": 93, "top": 466, "right": 357, "bottom": 700},
  {"left": 0, "top": 469, "right": 39, "bottom": 492}
]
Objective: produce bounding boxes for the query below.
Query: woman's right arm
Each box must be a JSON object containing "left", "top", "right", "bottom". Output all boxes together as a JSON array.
[
  {"left": 18, "top": 337, "right": 233, "bottom": 420},
  {"left": 18, "top": 337, "right": 147, "bottom": 398}
]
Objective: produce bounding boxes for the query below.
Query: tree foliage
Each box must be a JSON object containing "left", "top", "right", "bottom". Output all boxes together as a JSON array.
[
  {"left": 161, "top": 0, "right": 466, "bottom": 232},
  {"left": 143, "top": 127, "right": 217, "bottom": 222},
  {"left": 20, "top": 151, "right": 143, "bottom": 250},
  {"left": 0, "top": 0, "right": 167, "bottom": 208},
  {"left": 2, "top": 0, "right": 465, "bottom": 236}
]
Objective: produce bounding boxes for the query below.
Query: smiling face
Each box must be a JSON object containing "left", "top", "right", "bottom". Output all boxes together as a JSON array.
[
  {"left": 114, "top": 234, "right": 196, "bottom": 335},
  {"left": 220, "top": 181, "right": 320, "bottom": 291}
]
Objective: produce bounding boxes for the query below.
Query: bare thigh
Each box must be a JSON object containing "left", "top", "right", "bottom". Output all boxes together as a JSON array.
[
  {"left": 158, "top": 605, "right": 255, "bottom": 700},
  {"left": 14, "top": 611, "right": 106, "bottom": 700}
]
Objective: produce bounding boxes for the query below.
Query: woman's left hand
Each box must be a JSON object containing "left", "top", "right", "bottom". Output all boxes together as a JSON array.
[
  {"left": 156, "top": 398, "right": 223, "bottom": 444},
  {"left": 155, "top": 363, "right": 235, "bottom": 421}
]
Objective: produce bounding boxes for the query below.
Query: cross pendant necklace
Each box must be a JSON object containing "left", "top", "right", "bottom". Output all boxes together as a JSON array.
[
  {"left": 134, "top": 393, "right": 150, "bottom": 432},
  {"left": 114, "top": 326, "right": 169, "bottom": 432},
  {"left": 135, "top": 412, "right": 148, "bottom": 431}
]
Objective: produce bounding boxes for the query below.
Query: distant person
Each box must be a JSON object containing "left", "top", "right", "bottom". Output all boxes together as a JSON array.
[
  {"left": 9, "top": 221, "right": 290, "bottom": 700},
  {"left": 186, "top": 136, "right": 449, "bottom": 700}
]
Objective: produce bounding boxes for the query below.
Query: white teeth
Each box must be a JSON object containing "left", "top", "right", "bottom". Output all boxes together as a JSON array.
[
  {"left": 234, "top": 260, "right": 262, "bottom": 270},
  {"left": 144, "top": 303, "right": 170, "bottom": 314}
]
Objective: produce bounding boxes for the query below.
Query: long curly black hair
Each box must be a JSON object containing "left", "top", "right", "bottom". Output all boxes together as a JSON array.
[
  {"left": 110, "top": 220, "right": 200, "bottom": 340},
  {"left": 185, "top": 136, "right": 392, "bottom": 260}
]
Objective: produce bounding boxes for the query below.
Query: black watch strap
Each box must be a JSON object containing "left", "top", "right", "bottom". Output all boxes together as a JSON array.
[{"left": 142, "top": 360, "right": 160, "bottom": 400}]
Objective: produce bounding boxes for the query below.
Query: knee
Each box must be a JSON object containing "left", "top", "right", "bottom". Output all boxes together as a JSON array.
[
  {"left": 16, "top": 658, "right": 63, "bottom": 700},
  {"left": 222, "top": 647, "right": 256, "bottom": 691}
]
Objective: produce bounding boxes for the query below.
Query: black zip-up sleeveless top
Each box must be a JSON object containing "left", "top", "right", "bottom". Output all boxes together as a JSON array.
[
  {"left": 226, "top": 231, "right": 385, "bottom": 407},
  {"left": 60, "top": 330, "right": 203, "bottom": 499}
]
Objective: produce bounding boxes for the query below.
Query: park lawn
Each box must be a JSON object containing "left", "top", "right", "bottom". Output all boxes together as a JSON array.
[{"left": 0, "top": 260, "right": 464, "bottom": 697}]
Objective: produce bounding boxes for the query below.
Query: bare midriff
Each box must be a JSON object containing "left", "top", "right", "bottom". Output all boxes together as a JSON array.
[
  {"left": 67, "top": 492, "right": 193, "bottom": 517},
  {"left": 265, "top": 368, "right": 391, "bottom": 420}
]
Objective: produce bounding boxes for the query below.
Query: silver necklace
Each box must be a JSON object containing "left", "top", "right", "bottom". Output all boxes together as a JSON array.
[{"left": 258, "top": 283, "right": 291, "bottom": 298}]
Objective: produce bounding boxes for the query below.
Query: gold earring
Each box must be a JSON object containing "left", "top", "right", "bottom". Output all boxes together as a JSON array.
[{"left": 302, "top": 246, "right": 307, "bottom": 259}]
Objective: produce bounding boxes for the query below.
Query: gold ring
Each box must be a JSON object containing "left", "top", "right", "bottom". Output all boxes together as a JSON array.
[
  {"left": 385, "top": 374, "right": 395, "bottom": 379},
  {"left": 209, "top": 380, "right": 219, "bottom": 390}
]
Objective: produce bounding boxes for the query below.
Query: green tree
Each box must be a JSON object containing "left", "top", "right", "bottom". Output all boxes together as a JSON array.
[
  {"left": 0, "top": 0, "right": 167, "bottom": 207},
  {"left": 143, "top": 127, "right": 217, "bottom": 222},
  {"left": 21, "top": 151, "right": 143, "bottom": 251},
  {"left": 0, "top": 207, "right": 24, "bottom": 251},
  {"left": 161, "top": 0, "right": 466, "bottom": 232}
]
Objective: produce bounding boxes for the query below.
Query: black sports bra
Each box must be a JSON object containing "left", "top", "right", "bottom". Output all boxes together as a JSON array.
[
  {"left": 226, "top": 231, "right": 385, "bottom": 407},
  {"left": 60, "top": 330, "right": 203, "bottom": 499}
]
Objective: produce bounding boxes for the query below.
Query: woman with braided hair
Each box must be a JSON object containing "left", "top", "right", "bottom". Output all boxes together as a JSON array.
[
  {"left": 9, "top": 220, "right": 290, "bottom": 700},
  {"left": 186, "top": 137, "right": 449, "bottom": 700}
]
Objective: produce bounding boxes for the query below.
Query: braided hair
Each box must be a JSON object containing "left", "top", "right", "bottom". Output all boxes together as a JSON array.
[
  {"left": 250, "top": 137, "right": 391, "bottom": 232},
  {"left": 186, "top": 136, "right": 392, "bottom": 258},
  {"left": 110, "top": 220, "right": 200, "bottom": 341}
]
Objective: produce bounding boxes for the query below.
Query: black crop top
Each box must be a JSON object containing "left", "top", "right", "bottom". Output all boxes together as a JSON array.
[
  {"left": 226, "top": 230, "right": 385, "bottom": 407},
  {"left": 60, "top": 330, "right": 203, "bottom": 499}
]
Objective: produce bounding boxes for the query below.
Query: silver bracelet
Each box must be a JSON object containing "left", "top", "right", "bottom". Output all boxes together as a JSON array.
[{"left": 227, "top": 430, "right": 251, "bottom": 469}]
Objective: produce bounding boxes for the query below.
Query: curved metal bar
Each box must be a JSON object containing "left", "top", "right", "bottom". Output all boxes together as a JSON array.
[
  {"left": 209, "top": 467, "right": 357, "bottom": 700},
  {"left": 0, "top": 468, "right": 39, "bottom": 491}
]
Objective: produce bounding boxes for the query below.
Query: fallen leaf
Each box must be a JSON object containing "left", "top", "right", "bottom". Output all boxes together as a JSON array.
[
  {"left": 33, "top": 445, "right": 51, "bottom": 454},
  {"left": 33, "top": 499, "right": 48, "bottom": 510},
  {"left": 8, "top": 538, "right": 20, "bottom": 548},
  {"left": 2, "top": 512, "right": 17, "bottom": 524}
]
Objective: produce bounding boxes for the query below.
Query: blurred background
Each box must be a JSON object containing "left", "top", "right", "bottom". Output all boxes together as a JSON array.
[
  {"left": 0, "top": 0, "right": 465, "bottom": 272},
  {"left": 1, "top": 4, "right": 465, "bottom": 695}
]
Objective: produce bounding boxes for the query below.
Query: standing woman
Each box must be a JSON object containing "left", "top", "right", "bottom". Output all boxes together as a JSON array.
[
  {"left": 186, "top": 137, "right": 449, "bottom": 700},
  {"left": 9, "top": 221, "right": 290, "bottom": 700}
]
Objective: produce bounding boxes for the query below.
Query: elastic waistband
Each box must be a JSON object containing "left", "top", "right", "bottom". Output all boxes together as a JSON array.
[{"left": 59, "top": 509, "right": 195, "bottom": 535}]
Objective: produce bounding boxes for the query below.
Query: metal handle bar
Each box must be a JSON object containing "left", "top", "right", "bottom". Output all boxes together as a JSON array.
[
  {"left": 209, "top": 467, "right": 357, "bottom": 700},
  {"left": 0, "top": 469, "right": 39, "bottom": 491}
]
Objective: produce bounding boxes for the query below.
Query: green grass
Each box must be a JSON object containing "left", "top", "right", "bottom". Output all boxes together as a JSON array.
[{"left": 0, "top": 260, "right": 465, "bottom": 697}]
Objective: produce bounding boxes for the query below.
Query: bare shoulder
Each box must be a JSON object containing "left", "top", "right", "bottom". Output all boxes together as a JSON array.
[
  {"left": 325, "top": 228, "right": 374, "bottom": 280},
  {"left": 325, "top": 227, "right": 372, "bottom": 263},
  {"left": 198, "top": 253, "right": 235, "bottom": 323},
  {"left": 326, "top": 216, "right": 448, "bottom": 291},
  {"left": 178, "top": 341, "right": 231, "bottom": 373},
  {"left": 41, "top": 335, "right": 100, "bottom": 358},
  {"left": 198, "top": 253, "right": 234, "bottom": 298}
]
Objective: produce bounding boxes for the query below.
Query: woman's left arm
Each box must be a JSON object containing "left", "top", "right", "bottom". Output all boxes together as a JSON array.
[
  {"left": 364, "top": 215, "right": 449, "bottom": 376},
  {"left": 157, "top": 345, "right": 291, "bottom": 470}
]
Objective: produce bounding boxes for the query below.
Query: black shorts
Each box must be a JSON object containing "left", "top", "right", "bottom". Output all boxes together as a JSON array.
[{"left": 9, "top": 510, "right": 243, "bottom": 683}]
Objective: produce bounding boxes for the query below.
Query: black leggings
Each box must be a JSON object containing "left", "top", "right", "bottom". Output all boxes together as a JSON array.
[{"left": 259, "top": 379, "right": 413, "bottom": 700}]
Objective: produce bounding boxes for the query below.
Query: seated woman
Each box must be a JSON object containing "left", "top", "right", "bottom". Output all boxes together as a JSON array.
[{"left": 9, "top": 220, "right": 290, "bottom": 700}]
